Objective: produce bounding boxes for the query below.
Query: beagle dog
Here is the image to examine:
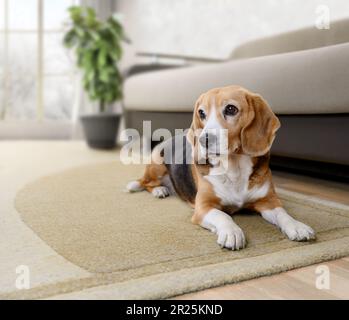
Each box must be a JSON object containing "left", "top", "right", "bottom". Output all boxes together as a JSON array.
[{"left": 127, "top": 85, "right": 315, "bottom": 250}]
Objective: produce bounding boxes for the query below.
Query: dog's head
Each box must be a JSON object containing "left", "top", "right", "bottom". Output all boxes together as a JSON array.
[{"left": 187, "top": 85, "right": 280, "bottom": 161}]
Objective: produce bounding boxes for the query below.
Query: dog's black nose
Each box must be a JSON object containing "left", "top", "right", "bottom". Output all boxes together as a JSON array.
[{"left": 199, "top": 132, "right": 217, "bottom": 148}]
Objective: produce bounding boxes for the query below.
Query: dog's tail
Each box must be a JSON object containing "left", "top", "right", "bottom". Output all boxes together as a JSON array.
[{"left": 126, "top": 180, "right": 145, "bottom": 193}]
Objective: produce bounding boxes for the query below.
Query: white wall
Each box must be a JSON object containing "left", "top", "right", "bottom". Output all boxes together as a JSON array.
[{"left": 115, "top": 0, "right": 349, "bottom": 67}]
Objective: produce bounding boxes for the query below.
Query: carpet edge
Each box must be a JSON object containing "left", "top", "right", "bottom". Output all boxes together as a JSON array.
[{"left": 44, "top": 236, "right": 349, "bottom": 300}]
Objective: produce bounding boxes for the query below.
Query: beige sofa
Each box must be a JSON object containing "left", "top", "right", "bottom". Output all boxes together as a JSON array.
[{"left": 124, "top": 19, "right": 349, "bottom": 171}]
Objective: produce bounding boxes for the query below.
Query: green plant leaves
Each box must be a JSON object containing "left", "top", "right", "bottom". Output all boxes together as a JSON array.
[
  {"left": 63, "top": 5, "right": 128, "bottom": 111},
  {"left": 97, "top": 45, "right": 107, "bottom": 68},
  {"left": 63, "top": 29, "right": 78, "bottom": 48}
]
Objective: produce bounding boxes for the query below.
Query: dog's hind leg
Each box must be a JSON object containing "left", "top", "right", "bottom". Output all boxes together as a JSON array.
[
  {"left": 126, "top": 142, "right": 171, "bottom": 198},
  {"left": 127, "top": 162, "right": 170, "bottom": 198}
]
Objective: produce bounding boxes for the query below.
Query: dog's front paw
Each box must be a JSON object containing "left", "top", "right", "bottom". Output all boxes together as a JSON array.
[
  {"left": 216, "top": 226, "right": 246, "bottom": 250},
  {"left": 152, "top": 186, "right": 170, "bottom": 199},
  {"left": 281, "top": 220, "right": 315, "bottom": 241}
]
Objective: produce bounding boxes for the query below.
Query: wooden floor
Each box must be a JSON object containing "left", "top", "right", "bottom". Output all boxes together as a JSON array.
[{"left": 174, "top": 170, "right": 349, "bottom": 300}]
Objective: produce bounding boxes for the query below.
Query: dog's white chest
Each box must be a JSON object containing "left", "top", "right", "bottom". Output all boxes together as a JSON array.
[{"left": 204, "top": 156, "right": 269, "bottom": 209}]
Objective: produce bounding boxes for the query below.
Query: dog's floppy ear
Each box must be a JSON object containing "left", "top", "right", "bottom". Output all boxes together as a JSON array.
[
  {"left": 186, "top": 98, "right": 207, "bottom": 164},
  {"left": 241, "top": 92, "right": 280, "bottom": 157},
  {"left": 186, "top": 99, "right": 201, "bottom": 147}
]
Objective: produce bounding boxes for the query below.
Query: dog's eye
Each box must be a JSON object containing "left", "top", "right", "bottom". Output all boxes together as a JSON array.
[
  {"left": 224, "top": 104, "right": 238, "bottom": 117},
  {"left": 198, "top": 109, "right": 206, "bottom": 120}
]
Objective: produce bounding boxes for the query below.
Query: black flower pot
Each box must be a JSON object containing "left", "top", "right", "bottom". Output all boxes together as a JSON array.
[{"left": 80, "top": 113, "right": 121, "bottom": 149}]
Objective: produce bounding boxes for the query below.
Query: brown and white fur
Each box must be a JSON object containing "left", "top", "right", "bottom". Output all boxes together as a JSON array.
[{"left": 126, "top": 85, "right": 315, "bottom": 250}]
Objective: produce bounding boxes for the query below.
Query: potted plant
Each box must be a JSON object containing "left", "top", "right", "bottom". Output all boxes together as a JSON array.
[{"left": 64, "top": 6, "right": 129, "bottom": 149}]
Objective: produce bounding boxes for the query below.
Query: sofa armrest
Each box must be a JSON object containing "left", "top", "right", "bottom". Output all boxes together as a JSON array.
[{"left": 124, "top": 43, "right": 349, "bottom": 115}]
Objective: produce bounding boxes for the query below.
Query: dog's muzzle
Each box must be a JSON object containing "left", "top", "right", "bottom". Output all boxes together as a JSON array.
[{"left": 198, "top": 131, "right": 222, "bottom": 155}]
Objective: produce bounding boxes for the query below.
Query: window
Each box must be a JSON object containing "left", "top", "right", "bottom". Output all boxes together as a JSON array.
[{"left": 0, "top": 0, "right": 78, "bottom": 121}]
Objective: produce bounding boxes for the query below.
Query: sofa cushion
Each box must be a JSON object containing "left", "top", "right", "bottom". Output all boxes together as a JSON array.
[
  {"left": 124, "top": 43, "right": 349, "bottom": 115},
  {"left": 231, "top": 18, "right": 349, "bottom": 59}
]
